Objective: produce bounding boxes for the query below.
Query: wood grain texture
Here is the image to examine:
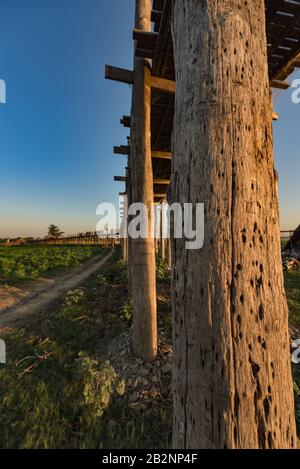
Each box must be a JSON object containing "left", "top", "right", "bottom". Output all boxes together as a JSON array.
[
  {"left": 171, "top": 0, "right": 297, "bottom": 449},
  {"left": 130, "top": 0, "right": 158, "bottom": 361}
]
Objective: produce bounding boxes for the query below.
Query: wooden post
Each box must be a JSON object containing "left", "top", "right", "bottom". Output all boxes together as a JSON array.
[
  {"left": 130, "top": 0, "right": 157, "bottom": 361},
  {"left": 123, "top": 170, "right": 129, "bottom": 263},
  {"left": 126, "top": 170, "right": 133, "bottom": 293},
  {"left": 155, "top": 237, "right": 159, "bottom": 255},
  {"left": 167, "top": 237, "right": 171, "bottom": 270},
  {"left": 122, "top": 236, "right": 128, "bottom": 261},
  {"left": 172, "top": 0, "right": 296, "bottom": 448},
  {"left": 161, "top": 202, "right": 166, "bottom": 261},
  {"left": 161, "top": 236, "right": 165, "bottom": 261}
]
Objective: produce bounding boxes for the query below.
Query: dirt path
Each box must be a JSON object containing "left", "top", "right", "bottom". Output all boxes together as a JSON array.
[{"left": 0, "top": 250, "right": 114, "bottom": 328}]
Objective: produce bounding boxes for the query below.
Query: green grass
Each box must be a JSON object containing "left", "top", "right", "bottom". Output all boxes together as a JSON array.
[
  {"left": 156, "top": 258, "right": 171, "bottom": 283},
  {"left": 0, "top": 252, "right": 298, "bottom": 448},
  {"left": 0, "top": 250, "right": 172, "bottom": 449},
  {"left": 0, "top": 245, "right": 104, "bottom": 285},
  {"left": 285, "top": 272, "right": 300, "bottom": 330},
  {"left": 285, "top": 272, "right": 300, "bottom": 435}
]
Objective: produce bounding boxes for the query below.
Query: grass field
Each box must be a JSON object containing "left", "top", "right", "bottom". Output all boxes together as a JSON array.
[
  {"left": 0, "top": 245, "right": 104, "bottom": 285},
  {"left": 0, "top": 247, "right": 299, "bottom": 448},
  {"left": 285, "top": 272, "right": 300, "bottom": 433},
  {"left": 0, "top": 250, "right": 172, "bottom": 449},
  {"left": 285, "top": 272, "right": 300, "bottom": 330}
]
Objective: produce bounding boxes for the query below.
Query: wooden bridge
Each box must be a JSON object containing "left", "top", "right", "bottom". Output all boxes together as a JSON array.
[
  {"left": 108, "top": 0, "right": 300, "bottom": 206},
  {"left": 105, "top": 0, "right": 300, "bottom": 448},
  {"left": 1, "top": 232, "right": 119, "bottom": 247}
]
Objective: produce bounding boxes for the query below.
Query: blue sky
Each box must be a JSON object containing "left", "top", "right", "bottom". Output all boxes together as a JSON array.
[
  {"left": 273, "top": 75, "right": 300, "bottom": 231},
  {"left": 0, "top": 0, "right": 299, "bottom": 238}
]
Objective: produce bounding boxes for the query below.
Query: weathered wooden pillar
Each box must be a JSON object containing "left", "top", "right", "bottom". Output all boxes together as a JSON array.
[
  {"left": 130, "top": 0, "right": 157, "bottom": 361},
  {"left": 161, "top": 236, "right": 165, "bottom": 261},
  {"left": 161, "top": 202, "right": 166, "bottom": 261},
  {"left": 154, "top": 204, "right": 160, "bottom": 256},
  {"left": 126, "top": 172, "right": 133, "bottom": 292},
  {"left": 167, "top": 237, "right": 171, "bottom": 270},
  {"left": 122, "top": 171, "right": 129, "bottom": 263},
  {"left": 171, "top": 0, "right": 296, "bottom": 448},
  {"left": 123, "top": 232, "right": 128, "bottom": 261}
]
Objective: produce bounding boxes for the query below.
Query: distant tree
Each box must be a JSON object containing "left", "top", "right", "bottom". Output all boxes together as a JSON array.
[{"left": 47, "top": 225, "right": 63, "bottom": 239}]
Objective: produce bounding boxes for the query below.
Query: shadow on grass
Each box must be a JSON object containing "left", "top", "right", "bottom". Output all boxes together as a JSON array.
[{"left": 0, "top": 249, "right": 172, "bottom": 449}]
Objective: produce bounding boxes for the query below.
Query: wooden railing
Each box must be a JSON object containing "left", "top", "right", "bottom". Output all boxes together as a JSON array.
[{"left": 0, "top": 232, "right": 120, "bottom": 247}]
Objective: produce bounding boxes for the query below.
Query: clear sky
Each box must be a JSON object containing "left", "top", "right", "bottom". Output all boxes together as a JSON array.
[{"left": 0, "top": 0, "right": 299, "bottom": 238}]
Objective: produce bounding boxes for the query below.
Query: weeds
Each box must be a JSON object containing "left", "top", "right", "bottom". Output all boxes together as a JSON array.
[
  {"left": 0, "top": 251, "right": 171, "bottom": 449},
  {"left": 1, "top": 251, "right": 298, "bottom": 448},
  {"left": 120, "top": 298, "right": 133, "bottom": 323},
  {"left": 285, "top": 272, "right": 300, "bottom": 330},
  {"left": 156, "top": 258, "right": 170, "bottom": 282},
  {"left": 285, "top": 272, "right": 300, "bottom": 434}
]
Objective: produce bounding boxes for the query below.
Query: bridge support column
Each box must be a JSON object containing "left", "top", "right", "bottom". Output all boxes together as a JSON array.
[{"left": 130, "top": 0, "right": 157, "bottom": 361}]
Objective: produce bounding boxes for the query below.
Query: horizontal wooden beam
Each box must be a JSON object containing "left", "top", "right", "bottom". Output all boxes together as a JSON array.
[
  {"left": 136, "top": 49, "right": 156, "bottom": 59},
  {"left": 154, "top": 178, "right": 170, "bottom": 185},
  {"left": 113, "top": 147, "right": 172, "bottom": 160},
  {"left": 272, "top": 111, "right": 279, "bottom": 121},
  {"left": 152, "top": 150, "right": 172, "bottom": 160},
  {"left": 105, "top": 67, "right": 176, "bottom": 93},
  {"left": 270, "top": 79, "right": 289, "bottom": 90},
  {"left": 105, "top": 65, "right": 134, "bottom": 85},
  {"left": 115, "top": 177, "right": 169, "bottom": 186},
  {"left": 114, "top": 176, "right": 127, "bottom": 182},
  {"left": 271, "top": 51, "right": 300, "bottom": 83},
  {"left": 151, "top": 75, "right": 176, "bottom": 94},
  {"left": 120, "top": 192, "right": 166, "bottom": 200},
  {"left": 133, "top": 29, "right": 158, "bottom": 49},
  {"left": 114, "top": 145, "right": 130, "bottom": 155}
]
